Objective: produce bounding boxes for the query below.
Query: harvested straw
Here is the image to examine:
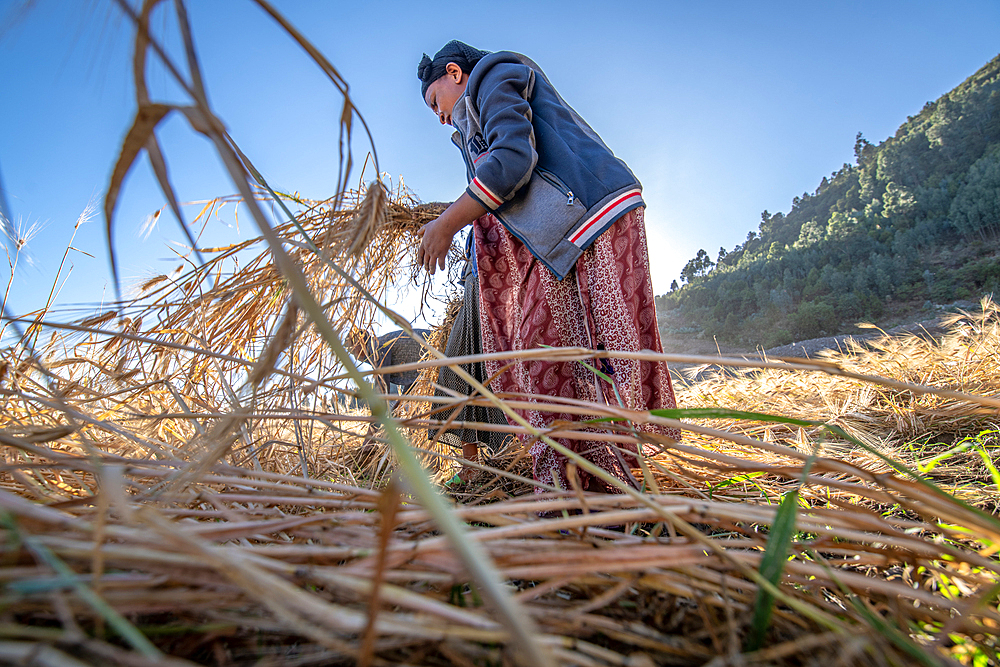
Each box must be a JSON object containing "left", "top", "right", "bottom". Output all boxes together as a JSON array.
[
  {"left": 11, "top": 3, "right": 988, "bottom": 661},
  {"left": 2, "top": 180, "right": 999, "bottom": 664},
  {"left": 678, "top": 298, "right": 1000, "bottom": 501}
]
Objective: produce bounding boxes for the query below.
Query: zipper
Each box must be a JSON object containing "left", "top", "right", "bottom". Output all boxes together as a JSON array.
[{"left": 537, "top": 168, "right": 575, "bottom": 206}]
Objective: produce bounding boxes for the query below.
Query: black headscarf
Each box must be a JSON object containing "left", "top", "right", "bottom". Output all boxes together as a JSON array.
[{"left": 417, "top": 40, "right": 490, "bottom": 98}]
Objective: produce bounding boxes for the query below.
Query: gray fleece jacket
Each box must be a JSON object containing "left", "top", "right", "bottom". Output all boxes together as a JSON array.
[{"left": 451, "top": 51, "right": 644, "bottom": 280}]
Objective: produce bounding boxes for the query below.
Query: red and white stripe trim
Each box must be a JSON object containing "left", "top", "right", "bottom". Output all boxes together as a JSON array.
[
  {"left": 568, "top": 189, "right": 643, "bottom": 246},
  {"left": 469, "top": 177, "right": 503, "bottom": 210}
]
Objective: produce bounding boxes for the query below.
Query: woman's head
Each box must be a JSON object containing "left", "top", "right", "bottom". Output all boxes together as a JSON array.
[{"left": 417, "top": 40, "right": 489, "bottom": 125}]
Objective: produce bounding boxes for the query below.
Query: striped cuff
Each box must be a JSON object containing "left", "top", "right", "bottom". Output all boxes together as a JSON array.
[
  {"left": 468, "top": 177, "right": 503, "bottom": 211},
  {"left": 568, "top": 189, "right": 643, "bottom": 247}
]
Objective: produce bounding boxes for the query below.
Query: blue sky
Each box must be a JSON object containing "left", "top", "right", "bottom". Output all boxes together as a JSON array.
[{"left": 1, "top": 0, "right": 999, "bottom": 329}]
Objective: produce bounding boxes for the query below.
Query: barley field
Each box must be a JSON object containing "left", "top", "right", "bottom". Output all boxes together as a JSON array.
[
  {"left": 2, "top": 178, "right": 998, "bottom": 665},
  {"left": 0, "top": 3, "right": 997, "bottom": 665}
]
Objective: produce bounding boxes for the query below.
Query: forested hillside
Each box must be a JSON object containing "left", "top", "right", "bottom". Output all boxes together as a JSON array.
[{"left": 658, "top": 54, "right": 1000, "bottom": 348}]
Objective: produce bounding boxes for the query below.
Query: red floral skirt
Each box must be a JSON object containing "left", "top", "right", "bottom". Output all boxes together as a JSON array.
[{"left": 473, "top": 207, "right": 679, "bottom": 492}]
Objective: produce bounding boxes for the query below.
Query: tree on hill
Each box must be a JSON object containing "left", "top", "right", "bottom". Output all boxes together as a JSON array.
[
  {"left": 679, "top": 248, "right": 714, "bottom": 284},
  {"left": 661, "top": 54, "right": 1000, "bottom": 348}
]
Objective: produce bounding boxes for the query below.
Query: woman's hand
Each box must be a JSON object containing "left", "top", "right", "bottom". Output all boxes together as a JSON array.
[
  {"left": 416, "top": 193, "right": 487, "bottom": 274},
  {"left": 417, "top": 216, "right": 458, "bottom": 274}
]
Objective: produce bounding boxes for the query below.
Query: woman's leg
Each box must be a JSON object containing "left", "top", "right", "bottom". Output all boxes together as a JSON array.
[{"left": 458, "top": 441, "right": 480, "bottom": 482}]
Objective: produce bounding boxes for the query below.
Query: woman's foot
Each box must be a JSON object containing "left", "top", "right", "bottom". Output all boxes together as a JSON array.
[{"left": 457, "top": 442, "right": 480, "bottom": 483}]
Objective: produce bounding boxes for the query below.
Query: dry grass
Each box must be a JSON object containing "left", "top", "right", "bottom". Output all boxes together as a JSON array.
[
  {"left": 2, "top": 192, "right": 1000, "bottom": 663},
  {"left": 1, "top": 2, "right": 998, "bottom": 665},
  {"left": 678, "top": 302, "right": 1000, "bottom": 504}
]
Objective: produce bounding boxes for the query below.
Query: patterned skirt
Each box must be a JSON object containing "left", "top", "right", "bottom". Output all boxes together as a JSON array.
[{"left": 473, "top": 207, "right": 679, "bottom": 492}]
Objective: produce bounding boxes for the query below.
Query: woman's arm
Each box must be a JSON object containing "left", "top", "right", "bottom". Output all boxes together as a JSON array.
[
  {"left": 465, "top": 62, "right": 538, "bottom": 212},
  {"left": 417, "top": 192, "right": 486, "bottom": 274}
]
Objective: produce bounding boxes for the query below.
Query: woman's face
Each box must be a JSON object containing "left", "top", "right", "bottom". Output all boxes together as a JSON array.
[{"left": 424, "top": 62, "right": 467, "bottom": 126}]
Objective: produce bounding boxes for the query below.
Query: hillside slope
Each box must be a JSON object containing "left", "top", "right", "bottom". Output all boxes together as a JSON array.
[{"left": 659, "top": 54, "right": 1000, "bottom": 348}]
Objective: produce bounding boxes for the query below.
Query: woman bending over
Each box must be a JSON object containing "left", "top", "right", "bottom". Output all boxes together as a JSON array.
[{"left": 416, "top": 41, "right": 679, "bottom": 493}]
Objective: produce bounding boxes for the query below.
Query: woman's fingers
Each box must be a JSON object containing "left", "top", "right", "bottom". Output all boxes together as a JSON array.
[
  {"left": 417, "top": 238, "right": 439, "bottom": 274},
  {"left": 417, "top": 217, "right": 455, "bottom": 275},
  {"left": 416, "top": 224, "right": 429, "bottom": 271}
]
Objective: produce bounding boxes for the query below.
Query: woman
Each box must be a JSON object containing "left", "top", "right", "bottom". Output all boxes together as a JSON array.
[{"left": 417, "top": 41, "right": 679, "bottom": 493}]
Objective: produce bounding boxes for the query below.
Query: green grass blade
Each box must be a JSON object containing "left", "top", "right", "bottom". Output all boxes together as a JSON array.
[
  {"left": 746, "top": 487, "right": 799, "bottom": 651},
  {"left": 978, "top": 446, "right": 1000, "bottom": 491},
  {"left": 918, "top": 435, "right": 984, "bottom": 473},
  {"left": 651, "top": 406, "right": 815, "bottom": 426}
]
